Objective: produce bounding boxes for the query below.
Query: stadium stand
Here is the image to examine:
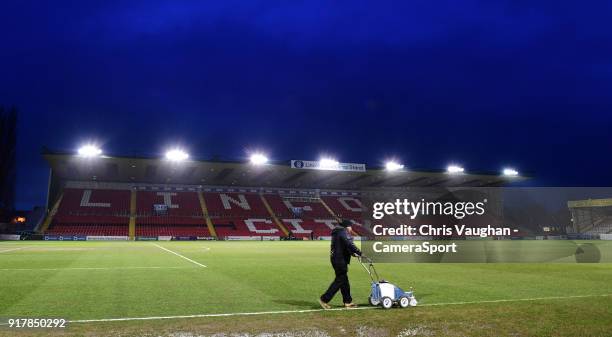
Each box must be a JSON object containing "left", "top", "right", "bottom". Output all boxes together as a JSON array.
[
  {"left": 203, "top": 192, "right": 283, "bottom": 238},
  {"left": 134, "top": 191, "right": 208, "bottom": 237},
  {"left": 47, "top": 189, "right": 130, "bottom": 236},
  {"left": 263, "top": 194, "right": 341, "bottom": 238},
  {"left": 282, "top": 218, "right": 336, "bottom": 238},
  {"left": 136, "top": 191, "right": 202, "bottom": 217},
  {"left": 42, "top": 186, "right": 372, "bottom": 239},
  {"left": 585, "top": 217, "right": 612, "bottom": 235},
  {"left": 265, "top": 194, "right": 331, "bottom": 219},
  {"left": 57, "top": 188, "right": 131, "bottom": 216},
  {"left": 321, "top": 195, "right": 363, "bottom": 219},
  {"left": 48, "top": 224, "right": 128, "bottom": 236},
  {"left": 204, "top": 192, "right": 269, "bottom": 218},
  {"left": 213, "top": 218, "right": 281, "bottom": 237},
  {"left": 568, "top": 199, "right": 612, "bottom": 236},
  {"left": 135, "top": 225, "right": 209, "bottom": 237},
  {"left": 39, "top": 150, "right": 519, "bottom": 239}
]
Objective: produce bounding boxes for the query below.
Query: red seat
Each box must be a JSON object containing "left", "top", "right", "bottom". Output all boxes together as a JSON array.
[
  {"left": 204, "top": 192, "right": 269, "bottom": 218},
  {"left": 50, "top": 189, "right": 130, "bottom": 235},
  {"left": 135, "top": 225, "right": 210, "bottom": 236},
  {"left": 47, "top": 224, "right": 128, "bottom": 236},
  {"left": 134, "top": 191, "right": 209, "bottom": 236},
  {"left": 212, "top": 217, "right": 280, "bottom": 237},
  {"left": 57, "top": 188, "right": 130, "bottom": 216},
  {"left": 264, "top": 194, "right": 331, "bottom": 218},
  {"left": 321, "top": 195, "right": 364, "bottom": 220},
  {"left": 136, "top": 191, "right": 202, "bottom": 218}
]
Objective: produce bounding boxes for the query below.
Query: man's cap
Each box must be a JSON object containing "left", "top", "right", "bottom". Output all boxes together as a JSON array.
[{"left": 339, "top": 219, "right": 352, "bottom": 228}]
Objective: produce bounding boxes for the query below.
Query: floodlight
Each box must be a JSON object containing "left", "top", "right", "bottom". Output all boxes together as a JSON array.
[
  {"left": 165, "top": 149, "right": 189, "bottom": 161},
  {"left": 503, "top": 168, "right": 519, "bottom": 176},
  {"left": 250, "top": 153, "right": 269, "bottom": 165},
  {"left": 77, "top": 145, "right": 102, "bottom": 158},
  {"left": 447, "top": 165, "right": 465, "bottom": 174},
  {"left": 385, "top": 161, "right": 404, "bottom": 171},
  {"left": 319, "top": 157, "right": 339, "bottom": 169}
]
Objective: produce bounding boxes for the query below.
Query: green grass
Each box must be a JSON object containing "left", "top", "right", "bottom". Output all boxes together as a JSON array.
[{"left": 0, "top": 240, "right": 611, "bottom": 336}]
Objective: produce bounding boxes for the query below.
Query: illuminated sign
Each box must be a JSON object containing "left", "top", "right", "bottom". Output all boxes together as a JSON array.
[{"left": 290, "top": 160, "right": 366, "bottom": 172}]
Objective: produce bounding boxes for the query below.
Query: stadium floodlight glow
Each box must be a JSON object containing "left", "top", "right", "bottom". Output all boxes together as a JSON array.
[
  {"left": 250, "top": 153, "right": 269, "bottom": 165},
  {"left": 77, "top": 145, "right": 102, "bottom": 158},
  {"left": 319, "top": 157, "right": 339, "bottom": 170},
  {"left": 447, "top": 164, "right": 465, "bottom": 174},
  {"left": 385, "top": 161, "right": 404, "bottom": 171},
  {"left": 503, "top": 168, "right": 519, "bottom": 176},
  {"left": 165, "top": 149, "right": 189, "bottom": 162}
]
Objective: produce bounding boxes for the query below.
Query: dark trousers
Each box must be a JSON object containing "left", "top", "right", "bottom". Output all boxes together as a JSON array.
[{"left": 320, "top": 262, "right": 352, "bottom": 303}]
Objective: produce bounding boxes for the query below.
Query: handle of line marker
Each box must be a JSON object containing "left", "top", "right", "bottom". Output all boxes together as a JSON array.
[
  {"left": 358, "top": 255, "right": 373, "bottom": 264},
  {"left": 365, "top": 256, "right": 380, "bottom": 281},
  {"left": 358, "top": 256, "right": 378, "bottom": 282}
]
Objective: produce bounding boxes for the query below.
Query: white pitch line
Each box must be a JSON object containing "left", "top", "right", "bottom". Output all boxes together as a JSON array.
[
  {"left": 48, "top": 293, "right": 610, "bottom": 324},
  {"left": 419, "top": 293, "right": 612, "bottom": 307},
  {"left": 152, "top": 243, "right": 207, "bottom": 268},
  {"left": 0, "top": 246, "right": 29, "bottom": 253},
  {"left": 0, "top": 266, "right": 194, "bottom": 271}
]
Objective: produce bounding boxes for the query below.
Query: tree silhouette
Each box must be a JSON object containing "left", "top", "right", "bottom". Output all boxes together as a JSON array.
[{"left": 0, "top": 106, "right": 17, "bottom": 222}]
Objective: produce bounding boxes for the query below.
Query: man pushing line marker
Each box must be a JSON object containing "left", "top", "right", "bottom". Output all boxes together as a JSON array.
[{"left": 319, "top": 219, "right": 362, "bottom": 309}]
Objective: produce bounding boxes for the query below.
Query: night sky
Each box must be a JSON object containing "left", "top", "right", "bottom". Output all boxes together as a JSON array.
[{"left": 2, "top": 1, "right": 612, "bottom": 209}]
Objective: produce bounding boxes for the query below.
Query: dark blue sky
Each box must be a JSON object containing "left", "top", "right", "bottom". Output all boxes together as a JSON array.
[{"left": 2, "top": 1, "right": 612, "bottom": 209}]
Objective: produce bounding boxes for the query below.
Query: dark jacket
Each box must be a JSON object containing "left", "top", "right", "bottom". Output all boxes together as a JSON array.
[{"left": 330, "top": 226, "right": 362, "bottom": 265}]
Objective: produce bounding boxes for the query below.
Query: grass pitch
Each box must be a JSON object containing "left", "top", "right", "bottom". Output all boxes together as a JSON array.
[{"left": 1, "top": 240, "right": 611, "bottom": 336}]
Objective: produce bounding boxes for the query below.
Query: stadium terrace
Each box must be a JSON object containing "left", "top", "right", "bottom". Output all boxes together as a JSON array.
[{"left": 34, "top": 149, "right": 523, "bottom": 241}]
